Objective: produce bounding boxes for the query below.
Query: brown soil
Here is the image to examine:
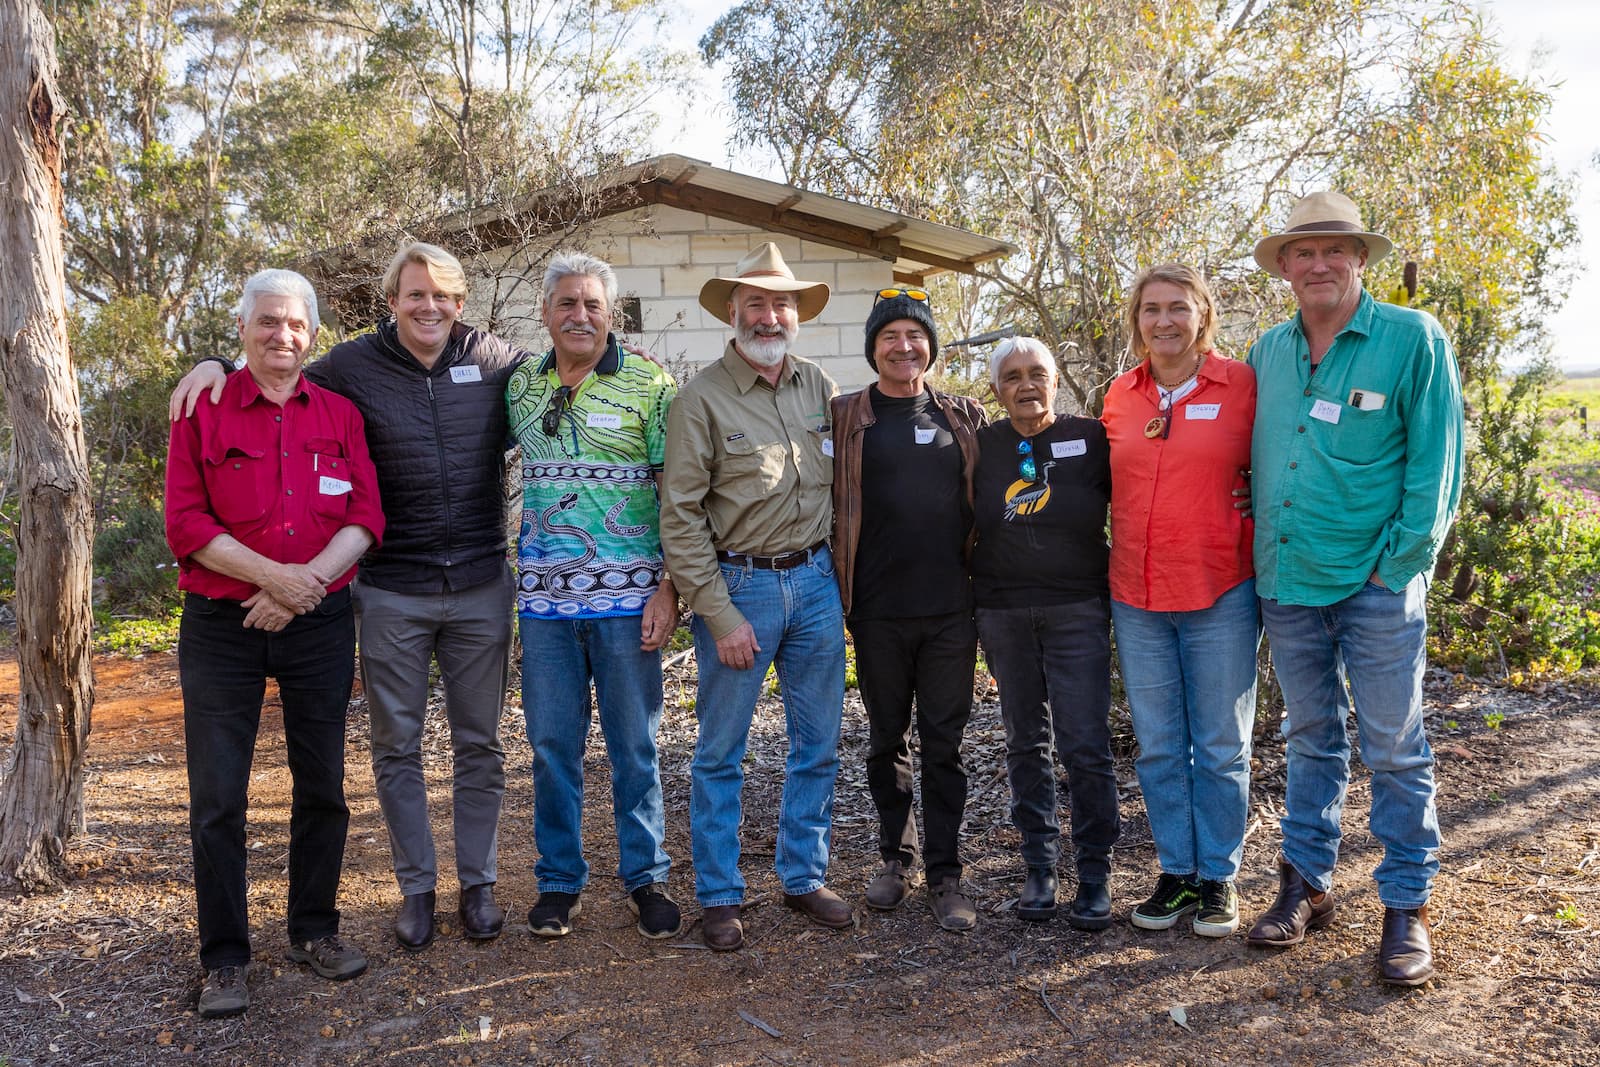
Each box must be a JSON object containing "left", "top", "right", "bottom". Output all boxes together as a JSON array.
[{"left": 0, "top": 652, "right": 1597, "bottom": 1066}]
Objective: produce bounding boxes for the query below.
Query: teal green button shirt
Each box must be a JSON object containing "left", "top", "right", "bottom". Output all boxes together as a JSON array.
[{"left": 1248, "top": 289, "right": 1464, "bottom": 607}]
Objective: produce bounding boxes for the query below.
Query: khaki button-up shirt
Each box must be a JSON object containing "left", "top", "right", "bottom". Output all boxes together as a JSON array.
[{"left": 660, "top": 341, "right": 837, "bottom": 638}]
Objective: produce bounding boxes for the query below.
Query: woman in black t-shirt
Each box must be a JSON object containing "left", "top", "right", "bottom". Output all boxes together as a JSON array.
[{"left": 972, "top": 337, "right": 1119, "bottom": 931}]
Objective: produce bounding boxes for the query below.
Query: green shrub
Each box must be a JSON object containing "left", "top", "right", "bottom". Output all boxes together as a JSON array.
[{"left": 93, "top": 505, "right": 180, "bottom": 616}]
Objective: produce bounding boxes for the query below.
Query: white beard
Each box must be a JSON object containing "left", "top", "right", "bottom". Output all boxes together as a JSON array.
[{"left": 735, "top": 321, "right": 795, "bottom": 367}]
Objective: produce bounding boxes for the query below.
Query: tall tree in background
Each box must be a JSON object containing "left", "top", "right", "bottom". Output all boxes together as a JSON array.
[{"left": 0, "top": 0, "right": 97, "bottom": 891}]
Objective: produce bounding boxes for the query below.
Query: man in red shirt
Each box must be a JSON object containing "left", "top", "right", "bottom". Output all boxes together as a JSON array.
[{"left": 165, "top": 269, "right": 384, "bottom": 1019}]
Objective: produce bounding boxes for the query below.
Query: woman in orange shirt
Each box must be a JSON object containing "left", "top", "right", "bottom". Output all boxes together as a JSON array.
[{"left": 1102, "top": 264, "right": 1259, "bottom": 938}]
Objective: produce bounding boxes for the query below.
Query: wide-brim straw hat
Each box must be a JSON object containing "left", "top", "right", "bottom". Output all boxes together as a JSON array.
[
  {"left": 698, "top": 242, "right": 831, "bottom": 324},
  {"left": 1253, "top": 191, "right": 1393, "bottom": 279}
]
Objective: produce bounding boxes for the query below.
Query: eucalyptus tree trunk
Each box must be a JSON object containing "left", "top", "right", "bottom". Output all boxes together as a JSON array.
[{"left": 0, "top": 0, "right": 96, "bottom": 892}]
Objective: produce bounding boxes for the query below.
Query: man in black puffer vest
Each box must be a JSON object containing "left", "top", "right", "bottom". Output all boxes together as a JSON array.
[{"left": 172, "top": 242, "right": 527, "bottom": 951}]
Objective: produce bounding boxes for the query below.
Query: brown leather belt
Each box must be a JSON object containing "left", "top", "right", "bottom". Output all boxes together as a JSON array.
[{"left": 716, "top": 541, "right": 827, "bottom": 570}]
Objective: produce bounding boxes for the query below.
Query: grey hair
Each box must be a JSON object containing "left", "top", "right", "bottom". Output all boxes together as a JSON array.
[
  {"left": 234, "top": 269, "right": 319, "bottom": 335},
  {"left": 989, "top": 336, "right": 1056, "bottom": 391},
  {"left": 543, "top": 250, "right": 618, "bottom": 308}
]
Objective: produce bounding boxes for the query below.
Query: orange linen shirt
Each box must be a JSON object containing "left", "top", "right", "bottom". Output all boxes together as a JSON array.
[{"left": 1103, "top": 353, "right": 1256, "bottom": 612}]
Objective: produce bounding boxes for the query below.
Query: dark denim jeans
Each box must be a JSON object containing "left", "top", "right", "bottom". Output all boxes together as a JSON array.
[
  {"left": 976, "top": 598, "right": 1120, "bottom": 881},
  {"left": 179, "top": 588, "right": 355, "bottom": 970},
  {"left": 850, "top": 611, "right": 977, "bottom": 883}
]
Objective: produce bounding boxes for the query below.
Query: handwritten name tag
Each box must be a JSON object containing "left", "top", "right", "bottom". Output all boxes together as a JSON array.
[
  {"left": 822, "top": 438, "right": 835, "bottom": 458},
  {"left": 586, "top": 413, "right": 623, "bottom": 429},
  {"left": 914, "top": 427, "right": 937, "bottom": 445},
  {"left": 450, "top": 365, "right": 482, "bottom": 384},
  {"left": 1186, "top": 404, "right": 1220, "bottom": 420},
  {"left": 1309, "top": 398, "right": 1342, "bottom": 424},
  {"left": 319, "top": 476, "right": 353, "bottom": 496},
  {"left": 1051, "top": 439, "right": 1087, "bottom": 458}
]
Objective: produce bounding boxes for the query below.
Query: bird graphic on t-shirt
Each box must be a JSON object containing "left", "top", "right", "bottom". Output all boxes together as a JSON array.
[{"left": 1003, "top": 461, "right": 1056, "bottom": 520}]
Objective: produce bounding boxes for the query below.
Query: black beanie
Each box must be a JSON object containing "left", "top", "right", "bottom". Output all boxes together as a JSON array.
[{"left": 864, "top": 294, "right": 938, "bottom": 370}]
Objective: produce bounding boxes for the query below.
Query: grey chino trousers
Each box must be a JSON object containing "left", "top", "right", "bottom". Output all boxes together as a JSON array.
[{"left": 355, "top": 568, "right": 512, "bottom": 896}]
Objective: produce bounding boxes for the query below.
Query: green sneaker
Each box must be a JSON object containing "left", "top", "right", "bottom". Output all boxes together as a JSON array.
[
  {"left": 1130, "top": 873, "right": 1201, "bottom": 931},
  {"left": 1193, "top": 879, "right": 1240, "bottom": 937}
]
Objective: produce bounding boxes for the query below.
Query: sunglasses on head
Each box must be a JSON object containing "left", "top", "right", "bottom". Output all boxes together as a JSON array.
[
  {"left": 875, "top": 288, "right": 929, "bottom": 304},
  {"left": 541, "top": 385, "right": 574, "bottom": 436}
]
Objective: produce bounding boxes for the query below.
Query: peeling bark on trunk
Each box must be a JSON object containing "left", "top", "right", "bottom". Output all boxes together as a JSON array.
[{"left": 0, "top": 0, "right": 97, "bottom": 893}]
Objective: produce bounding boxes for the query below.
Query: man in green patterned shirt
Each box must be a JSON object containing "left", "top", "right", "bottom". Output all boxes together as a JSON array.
[{"left": 506, "top": 251, "right": 681, "bottom": 941}]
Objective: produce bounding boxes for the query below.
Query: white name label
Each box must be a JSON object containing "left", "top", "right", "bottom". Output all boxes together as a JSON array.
[
  {"left": 1185, "top": 403, "right": 1220, "bottom": 420},
  {"left": 1309, "top": 398, "right": 1342, "bottom": 424},
  {"left": 450, "top": 365, "right": 482, "bottom": 383},
  {"left": 914, "top": 427, "right": 937, "bottom": 445},
  {"left": 1051, "top": 439, "right": 1087, "bottom": 458},
  {"left": 821, "top": 438, "right": 835, "bottom": 458},
  {"left": 586, "top": 413, "right": 623, "bottom": 429},
  {"left": 319, "top": 476, "right": 352, "bottom": 496}
]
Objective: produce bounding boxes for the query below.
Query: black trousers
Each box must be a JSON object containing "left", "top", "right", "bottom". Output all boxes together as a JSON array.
[
  {"left": 849, "top": 611, "right": 977, "bottom": 883},
  {"left": 179, "top": 588, "right": 355, "bottom": 970}
]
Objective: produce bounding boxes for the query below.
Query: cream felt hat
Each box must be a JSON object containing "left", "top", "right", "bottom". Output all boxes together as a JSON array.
[
  {"left": 698, "top": 242, "right": 831, "bottom": 324},
  {"left": 1253, "top": 191, "right": 1393, "bottom": 279}
]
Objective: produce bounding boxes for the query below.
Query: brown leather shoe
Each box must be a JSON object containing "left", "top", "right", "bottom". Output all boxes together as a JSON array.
[
  {"left": 1378, "top": 905, "right": 1434, "bottom": 986},
  {"left": 929, "top": 877, "right": 977, "bottom": 932},
  {"left": 865, "top": 861, "right": 920, "bottom": 911},
  {"left": 701, "top": 905, "right": 743, "bottom": 951},
  {"left": 1246, "top": 855, "right": 1335, "bottom": 947},
  {"left": 783, "top": 886, "right": 855, "bottom": 929}
]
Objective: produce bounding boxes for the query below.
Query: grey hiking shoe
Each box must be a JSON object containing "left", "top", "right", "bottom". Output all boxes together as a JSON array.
[
  {"left": 285, "top": 935, "right": 368, "bottom": 980},
  {"left": 198, "top": 965, "right": 249, "bottom": 1018}
]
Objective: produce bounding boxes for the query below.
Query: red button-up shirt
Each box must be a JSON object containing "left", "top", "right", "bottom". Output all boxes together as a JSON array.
[
  {"left": 1103, "top": 353, "right": 1255, "bottom": 611},
  {"left": 165, "top": 368, "right": 384, "bottom": 600}
]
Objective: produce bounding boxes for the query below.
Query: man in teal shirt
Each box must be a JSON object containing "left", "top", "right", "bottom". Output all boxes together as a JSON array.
[
  {"left": 1243, "top": 192, "right": 1463, "bottom": 987},
  {"left": 507, "top": 251, "right": 682, "bottom": 942}
]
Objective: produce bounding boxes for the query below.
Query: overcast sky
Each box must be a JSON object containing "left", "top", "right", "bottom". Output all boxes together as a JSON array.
[{"left": 653, "top": 2, "right": 1597, "bottom": 373}]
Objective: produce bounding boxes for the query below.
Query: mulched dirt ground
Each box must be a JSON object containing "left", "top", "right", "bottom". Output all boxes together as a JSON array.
[{"left": 0, "top": 650, "right": 1596, "bottom": 1066}]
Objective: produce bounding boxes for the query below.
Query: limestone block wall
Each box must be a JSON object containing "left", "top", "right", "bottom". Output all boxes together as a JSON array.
[{"left": 462, "top": 204, "right": 894, "bottom": 390}]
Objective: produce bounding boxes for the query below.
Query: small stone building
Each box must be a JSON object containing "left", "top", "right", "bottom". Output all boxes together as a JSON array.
[{"left": 310, "top": 154, "right": 1012, "bottom": 390}]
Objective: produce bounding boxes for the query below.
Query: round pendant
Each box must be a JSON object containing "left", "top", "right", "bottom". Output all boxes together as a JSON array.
[{"left": 1143, "top": 417, "right": 1165, "bottom": 439}]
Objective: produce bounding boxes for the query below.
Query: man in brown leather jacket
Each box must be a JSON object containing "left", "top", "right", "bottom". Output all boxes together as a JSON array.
[{"left": 830, "top": 290, "right": 986, "bottom": 930}]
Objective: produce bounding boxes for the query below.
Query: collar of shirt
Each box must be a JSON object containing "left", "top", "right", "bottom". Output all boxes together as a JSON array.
[
  {"left": 535, "top": 333, "right": 623, "bottom": 376},
  {"left": 1289, "top": 289, "right": 1377, "bottom": 351},
  {"left": 231, "top": 368, "right": 311, "bottom": 409},
  {"left": 720, "top": 339, "right": 797, "bottom": 394},
  {"left": 1130, "top": 348, "right": 1226, "bottom": 398}
]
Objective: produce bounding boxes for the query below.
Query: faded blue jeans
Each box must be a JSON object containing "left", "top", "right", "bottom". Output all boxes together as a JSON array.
[
  {"left": 520, "top": 614, "right": 669, "bottom": 894},
  {"left": 1260, "top": 575, "right": 1439, "bottom": 909},
  {"left": 689, "top": 547, "right": 846, "bottom": 908},
  {"left": 1113, "top": 579, "right": 1260, "bottom": 883}
]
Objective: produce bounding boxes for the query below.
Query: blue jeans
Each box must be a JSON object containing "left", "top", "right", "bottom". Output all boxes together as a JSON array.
[
  {"left": 1113, "top": 580, "right": 1260, "bottom": 883},
  {"left": 690, "top": 547, "right": 845, "bottom": 907},
  {"left": 1260, "top": 575, "right": 1439, "bottom": 909},
  {"left": 520, "top": 615, "right": 669, "bottom": 894},
  {"left": 975, "top": 598, "right": 1120, "bottom": 880}
]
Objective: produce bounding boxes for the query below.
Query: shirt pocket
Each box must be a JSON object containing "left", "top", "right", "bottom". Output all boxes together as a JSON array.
[
  {"left": 1324, "top": 406, "right": 1396, "bottom": 465},
  {"left": 720, "top": 433, "right": 790, "bottom": 493},
  {"left": 305, "top": 438, "right": 352, "bottom": 521},
  {"left": 202, "top": 444, "right": 270, "bottom": 527}
]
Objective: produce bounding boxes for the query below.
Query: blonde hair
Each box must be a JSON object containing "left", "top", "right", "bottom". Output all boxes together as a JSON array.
[
  {"left": 1124, "top": 263, "right": 1217, "bottom": 363},
  {"left": 382, "top": 241, "right": 468, "bottom": 302}
]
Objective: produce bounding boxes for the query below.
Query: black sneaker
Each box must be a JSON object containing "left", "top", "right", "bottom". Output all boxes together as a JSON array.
[
  {"left": 198, "top": 965, "right": 249, "bottom": 1018},
  {"left": 628, "top": 884, "right": 684, "bottom": 939},
  {"left": 528, "top": 891, "right": 581, "bottom": 937},
  {"left": 1193, "top": 879, "right": 1240, "bottom": 937},
  {"left": 1130, "top": 873, "right": 1201, "bottom": 931}
]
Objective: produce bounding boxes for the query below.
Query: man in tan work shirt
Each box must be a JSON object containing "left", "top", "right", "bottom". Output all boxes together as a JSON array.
[{"left": 660, "top": 242, "right": 850, "bottom": 951}]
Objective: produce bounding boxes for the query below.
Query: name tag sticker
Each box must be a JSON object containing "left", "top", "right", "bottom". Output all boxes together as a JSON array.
[
  {"left": 1051, "top": 439, "right": 1087, "bottom": 458},
  {"left": 1186, "top": 403, "right": 1220, "bottom": 420},
  {"left": 586, "top": 413, "right": 623, "bottom": 429},
  {"left": 450, "top": 365, "right": 482, "bottom": 384},
  {"left": 319, "top": 476, "right": 353, "bottom": 496},
  {"left": 914, "top": 427, "right": 937, "bottom": 445},
  {"left": 822, "top": 438, "right": 835, "bottom": 458},
  {"left": 1348, "top": 389, "right": 1387, "bottom": 411},
  {"left": 1309, "top": 398, "right": 1342, "bottom": 424}
]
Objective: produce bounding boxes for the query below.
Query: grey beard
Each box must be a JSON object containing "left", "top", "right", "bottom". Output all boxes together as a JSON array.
[{"left": 735, "top": 323, "right": 793, "bottom": 367}]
